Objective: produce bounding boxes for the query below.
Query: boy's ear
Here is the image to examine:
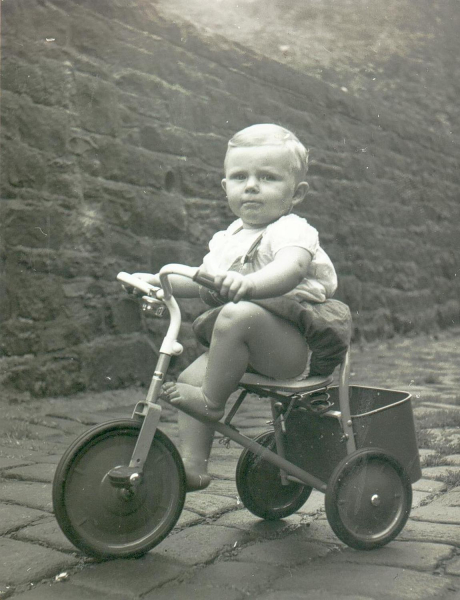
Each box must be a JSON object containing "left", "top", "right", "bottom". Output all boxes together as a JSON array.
[
  {"left": 292, "top": 181, "right": 309, "bottom": 206},
  {"left": 221, "top": 178, "right": 227, "bottom": 192}
]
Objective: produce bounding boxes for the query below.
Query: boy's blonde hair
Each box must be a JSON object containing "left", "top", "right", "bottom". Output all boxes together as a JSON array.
[{"left": 225, "top": 124, "right": 309, "bottom": 182}]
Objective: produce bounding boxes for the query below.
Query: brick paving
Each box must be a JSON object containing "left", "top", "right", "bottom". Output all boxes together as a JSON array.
[{"left": 0, "top": 330, "right": 459, "bottom": 599}]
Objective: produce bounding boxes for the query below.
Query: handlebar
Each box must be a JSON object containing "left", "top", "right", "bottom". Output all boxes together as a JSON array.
[
  {"left": 158, "top": 264, "right": 222, "bottom": 299},
  {"left": 192, "top": 269, "right": 221, "bottom": 292},
  {"left": 118, "top": 265, "right": 221, "bottom": 301},
  {"left": 117, "top": 272, "right": 159, "bottom": 296}
]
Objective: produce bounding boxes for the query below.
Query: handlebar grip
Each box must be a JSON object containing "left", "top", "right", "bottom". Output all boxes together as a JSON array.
[
  {"left": 193, "top": 269, "right": 221, "bottom": 292},
  {"left": 117, "top": 272, "right": 155, "bottom": 296}
]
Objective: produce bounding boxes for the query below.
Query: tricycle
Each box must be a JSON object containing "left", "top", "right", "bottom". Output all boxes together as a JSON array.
[{"left": 53, "top": 265, "right": 421, "bottom": 558}]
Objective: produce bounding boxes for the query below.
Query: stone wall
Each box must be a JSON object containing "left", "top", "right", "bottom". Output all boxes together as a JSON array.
[{"left": 1, "top": 0, "right": 459, "bottom": 399}]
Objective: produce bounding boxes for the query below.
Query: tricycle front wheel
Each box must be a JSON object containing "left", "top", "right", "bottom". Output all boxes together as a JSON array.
[
  {"left": 53, "top": 419, "right": 186, "bottom": 559},
  {"left": 236, "top": 430, "right": 312, "bottom": 520},
  {"left": 325, "top": 448, "right": 412, "bottom": 550}
]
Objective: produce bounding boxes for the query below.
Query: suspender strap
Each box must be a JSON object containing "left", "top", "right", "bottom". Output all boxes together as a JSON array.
[{"left": 232, "top": 226, "right": 265, "bottom": 267}]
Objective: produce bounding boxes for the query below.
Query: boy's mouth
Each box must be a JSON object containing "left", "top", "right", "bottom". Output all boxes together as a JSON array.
[{"left": 242, "top": 200, "right": 262, "bottom": 207}]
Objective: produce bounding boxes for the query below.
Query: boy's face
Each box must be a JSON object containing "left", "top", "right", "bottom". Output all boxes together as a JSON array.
[{"left": 222, "top": 146, "right": 308, "bottom": 229}]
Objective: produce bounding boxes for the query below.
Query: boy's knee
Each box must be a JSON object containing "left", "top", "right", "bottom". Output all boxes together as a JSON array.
[{"left": 214, "top": 302, "right": 261, "bottom": 334}]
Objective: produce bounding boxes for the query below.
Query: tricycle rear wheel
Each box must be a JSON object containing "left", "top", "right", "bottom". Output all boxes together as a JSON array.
[
  {"left": 236, "top": 430, "right": 312, "bottom": 520},
  {"left": 53, "top": 419, "right": 186, "bottom": 559},
  {"left": 325, "top": 448, "right": 412, "bottom": 550}
]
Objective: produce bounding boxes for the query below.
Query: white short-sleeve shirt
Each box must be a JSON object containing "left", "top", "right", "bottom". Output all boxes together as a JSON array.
[{"left": 202, "top": 214, "right": 337, "bottom": 303}]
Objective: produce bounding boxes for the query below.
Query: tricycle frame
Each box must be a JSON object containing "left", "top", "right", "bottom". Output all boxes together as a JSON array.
[{"left": 53, "top": 265, "right": 419, "bottom": 557}]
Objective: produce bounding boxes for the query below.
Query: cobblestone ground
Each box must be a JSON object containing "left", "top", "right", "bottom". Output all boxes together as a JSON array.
[{"left": 0, "top": 328, "right": 459, "bottom": 599}]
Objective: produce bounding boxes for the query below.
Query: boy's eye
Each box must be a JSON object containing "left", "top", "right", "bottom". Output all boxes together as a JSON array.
[
  {"left": 261, "top": 174, "right": 277, "bottom": 181},
  {"left": 231, "top": 173, "right": 246, "bottom": 180}
]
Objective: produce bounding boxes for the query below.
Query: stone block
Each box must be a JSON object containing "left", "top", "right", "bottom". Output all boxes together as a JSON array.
[
  {"left": 83, "top": 335, "right": 157, "bottom": 391},
  {"left": 1, "top": 140, "right": 46, "bottom": 191},
  {"left": 200, "top": 478, "right": 237, "bottom": 497},
  {"left": 74, "top": 72, "right": 120, "bottom": 135},
  {"left": 436, "top": 488, "right": 460, "bottom": 507},
  {"left": 110, "top": 297, "right": 142, "bottom": 334},
  {"left": 174, "top": 508, "right": 203, "bottom": 529},
  {"left": 28, "top": 354, "right": 86, "bottom": 399},
  {"left": 1, "top": 57, "right": 72, "bottom": 108},
  {"left": 0, "top": 457, "right": 33, "bottom": 470},
  {"left": 323, "top": 540, "right": 454, "bottom": 571},
  {"left": 235, "top": 534, "right": 333, "bottom": 567},
  {"left": 3, "top": 202, "right": 67, "bottom": 251},
  {"left": 178, "top": 163, "right": 224, "bottom": 200},
  {"left": 214, "top": 509, "right": 303, "bottom": 534},
  {"left": 143, "top": 583, "right": 241, "bottom": 600},
  {"left": 4, "top": 463, "right": 56, "bottom": 483},
  {"left": 11, "top": 581, "right": 123, "bottom": 600},
  {"left": 0, "top": 503, "right": 47, "bottom": 535},
  {"left": 13, "top": 517, "right": 77, "bottom": 553},
  {"left": 68, "top": 8, "right": 116, "bottom": 61},
  {"left": 69, "top": 553, "right": 189, "bottom": 597},
  {"left": 38, "top": 319, "right": 88, "bottom": 353},
  {"left": 94, "top": 138, "right": 166, "bottom": 188},
  {"left": 0, "top": 538, "right": 78, "bottom": 586},
  {"left": 400, "top": 519, "right": 460, "bottom": 547},
  {"left": 16, "top": 98, "right": 70, "bottom": 155},
  {"left": 422, "top": 465, "right": 460, "bottom": 482},
  {"left": 155, "top": 524, "right": 252, "bottom": 565},
  {"left": 184, "top": 493, "right": 239, "bottom": 517},
  {"left": 1, "top": 319, "right": 41, "bottom": 357},
  {"left": 257, "top": 592, "right": 371, "bottom": 600},
  {"left": 412, "top": 490, "right": 432, "bottom": 508},
  {"left": 446, "top": 556, "right": 460, "bottom": 576},
  {"left": 270, "top": 562, "right": 452, "bottom": 600},
  {"left": 295, "top": 518, "right": 346, "bottom": 545},
  {"left": 410, "top": 504, "right": 460, "bottom": 525},
  {"left": 0, "top": 481, "right": 53, "bottom": 512},
  {"left": 187, "top": 560, "right": 286, "bottom": 594}
]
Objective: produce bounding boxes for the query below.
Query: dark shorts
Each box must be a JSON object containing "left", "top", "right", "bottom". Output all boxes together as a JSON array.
[{"left": 193, "top": 296, "right": 352, "bottom": 377}]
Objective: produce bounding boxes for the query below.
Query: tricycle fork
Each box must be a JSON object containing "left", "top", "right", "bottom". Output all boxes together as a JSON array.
[
  {"left": 107, "top": 352, "right": 173, "bottom": 489},
  {"left": 108, "top": 269, "right": 188, "bottom": 489}
]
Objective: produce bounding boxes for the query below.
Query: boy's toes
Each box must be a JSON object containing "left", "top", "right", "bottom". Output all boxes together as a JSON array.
[{"left": 161, "top": 382, "right": 180, "bottom": 402}]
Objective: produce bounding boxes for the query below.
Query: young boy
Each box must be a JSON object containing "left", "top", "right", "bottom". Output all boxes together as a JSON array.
[{"left": 135, "top": 124, "right": 338, "bottom": 491}]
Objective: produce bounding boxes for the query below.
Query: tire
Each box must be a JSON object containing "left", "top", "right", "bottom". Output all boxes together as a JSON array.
[
  {"left": 52, "top": 419, "right": 186, "bottom": 559},
  {"left": 236, "top": 430, "right": 312, "bottom": 520},
  {"left": 325, "top": 448, "right": 412, "bottom": 550}
]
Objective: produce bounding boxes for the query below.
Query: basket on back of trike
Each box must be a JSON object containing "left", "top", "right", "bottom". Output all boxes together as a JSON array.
[{"left": 235, "top": 377, "right": 421, "bottom": 550}]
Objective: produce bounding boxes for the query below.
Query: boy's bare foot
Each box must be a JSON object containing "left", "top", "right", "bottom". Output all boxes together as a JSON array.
[
  {"left": 184, "top": 470, "right": 211, "bottom": 492},
  {"left": 162, "top": 382, "right": 225, "bottom": 421}
]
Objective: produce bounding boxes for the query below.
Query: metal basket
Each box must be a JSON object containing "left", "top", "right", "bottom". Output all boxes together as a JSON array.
[{"left": 285, "top": 385, "right": 421, "bottom": 484}]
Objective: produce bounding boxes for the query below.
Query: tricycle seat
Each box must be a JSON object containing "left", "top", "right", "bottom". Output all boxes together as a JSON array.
[{"left": 240, "top": 372, "right": 333, "bottom": 393}]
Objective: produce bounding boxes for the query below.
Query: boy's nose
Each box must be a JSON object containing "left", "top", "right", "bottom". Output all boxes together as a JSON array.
[{"left": 245, "top": 176, "right": 259, "bottom": 191}]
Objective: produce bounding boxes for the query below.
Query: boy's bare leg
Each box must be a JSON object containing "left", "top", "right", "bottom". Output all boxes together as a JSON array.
[
  {"left": 175, "top": 353, "right": 215, "bottom": 491},
  {"left": 163, "top": 302, "right": 308, "bottom": 420}
]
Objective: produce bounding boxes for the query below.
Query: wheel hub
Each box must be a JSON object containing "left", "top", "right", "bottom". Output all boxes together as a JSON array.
[
  {"left": 370, "top": 494, "right": 381, "bottom": 506},
  {"left": 99, "top": 473, "right": 147, "bottom": 516}
]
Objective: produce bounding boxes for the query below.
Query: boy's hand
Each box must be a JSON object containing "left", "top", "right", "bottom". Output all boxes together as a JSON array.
[{"left": 214, "top": 271, "right": 255, "bottom": 303}]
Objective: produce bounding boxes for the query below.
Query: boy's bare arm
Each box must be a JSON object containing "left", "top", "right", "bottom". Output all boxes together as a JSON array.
[
  {"left": 132, "top": 272, "right": 200, "bottom": 298},
  {"left": 215, "top": 247, "right": 312, "bottom": 302}
]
